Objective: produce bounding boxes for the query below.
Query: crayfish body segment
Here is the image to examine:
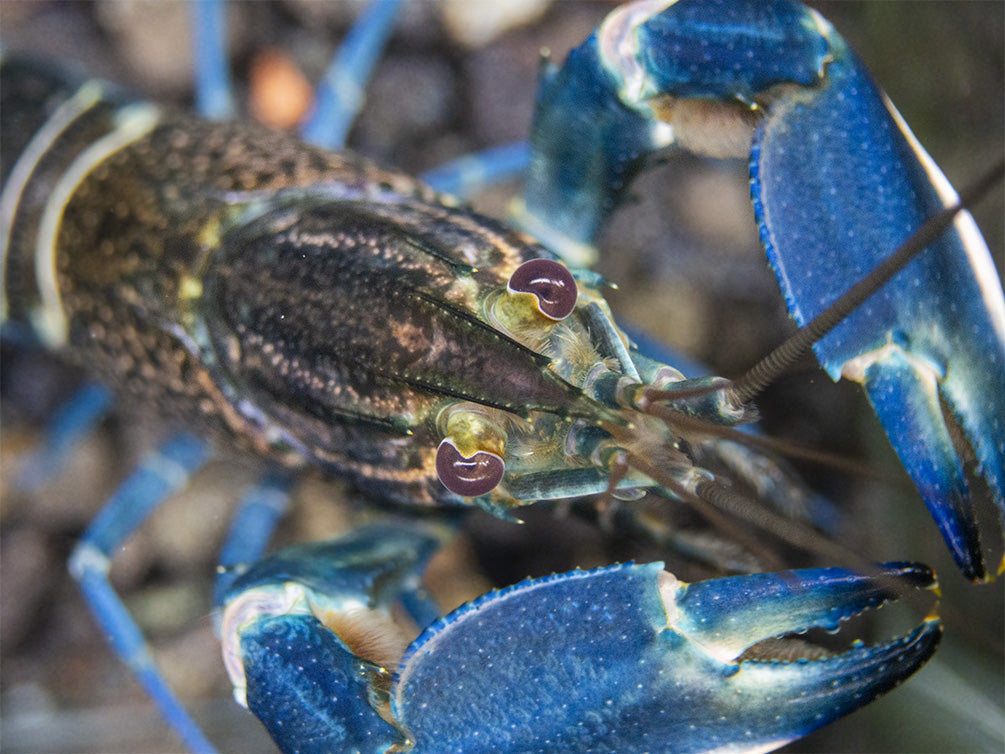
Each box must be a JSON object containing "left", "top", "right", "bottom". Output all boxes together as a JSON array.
[{"left": 2, "top": 70, "right": 767, "bottom": 517}]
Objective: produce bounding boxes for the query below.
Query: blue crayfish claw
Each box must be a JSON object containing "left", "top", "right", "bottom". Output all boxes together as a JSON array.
[
  {"left": 394, "top": 561, "right": 939, "bottom": 754},
  {"left": 219, "top": 523, "right": 451, "bottom": 754},
  {"left": 221, "top": 525, "right": 940, "bottom": 754},
  {"left": 747, "top": 6, "right": 1005, "bottom": 583},
  {"left": 519, "top": 0, "right": 1005, "bottom": 581}
]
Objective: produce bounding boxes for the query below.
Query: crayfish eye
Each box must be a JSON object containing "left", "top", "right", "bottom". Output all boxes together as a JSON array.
[
  {"left": 508, "top": 258, "right": 578, "bottom": 320},
  {"left": 436, "top": 439, "right": 505, "bottom": 497}
]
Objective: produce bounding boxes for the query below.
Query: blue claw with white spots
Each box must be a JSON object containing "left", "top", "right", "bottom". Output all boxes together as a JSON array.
[
  {"left": 518, "top": 0, "right": 1005, "bottom": 581},
  {"left": 221, "top": 524, "right": 940, "bottom": 754}
]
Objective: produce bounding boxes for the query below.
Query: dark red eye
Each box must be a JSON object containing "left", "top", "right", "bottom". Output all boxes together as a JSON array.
[
  {"left": 508, "top": 258, "right": 578, "bottom": 320},
  {"left": 435, "top": 439, "right": 505, "bottom": 497}
]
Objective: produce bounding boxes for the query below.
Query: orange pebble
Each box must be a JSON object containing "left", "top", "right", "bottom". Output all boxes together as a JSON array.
[{"left": 249, "top": 49, "right": 314, "bottom": 129}]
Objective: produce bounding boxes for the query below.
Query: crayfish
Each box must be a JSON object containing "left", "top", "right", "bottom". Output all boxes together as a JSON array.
[{"left": 1, "top": 1, "right": 1002, "bottom": 752}]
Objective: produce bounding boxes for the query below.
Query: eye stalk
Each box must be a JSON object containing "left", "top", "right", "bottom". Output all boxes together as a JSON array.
[
  {"left": 508, "top": 258, "right": 578, "bottom": 320},
  {"left": 436, "top": 440, "right": 505, "bottom": 497}
]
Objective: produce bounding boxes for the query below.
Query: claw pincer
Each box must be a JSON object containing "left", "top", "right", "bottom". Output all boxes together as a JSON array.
[
  {"left": 520, "top": 0, "right": 1005, "bottom": 580},
  {"left": 222, "top": 525, "right": 940, "bottom": 754},
  {"left": 748, "top": 6, "right": 1005, "bottom": 582}
]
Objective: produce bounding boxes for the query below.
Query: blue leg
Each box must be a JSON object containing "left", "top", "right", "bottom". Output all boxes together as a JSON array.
[
  {"left": 15, "top": 382, "right": 113, "bottom": 491},
  {"left": 190, "top": 0, "right": 236, "bottom": 120},
  {"left": 213, "top": 472, "right": 292, "bottom": 608},
  {"left": 421, "top": 141, "right": 531, "bottom": 199},
  {"left": 68, "top": 433, "right": 216, "bottom": 754},
  {"left": 300, "top": 0, "right": 404, "bottom": 149}
]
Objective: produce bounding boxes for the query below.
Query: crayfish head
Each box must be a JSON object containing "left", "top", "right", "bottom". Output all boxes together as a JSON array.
[{"left": 426, "top": 354, "right": 765, "bottom": 516}]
